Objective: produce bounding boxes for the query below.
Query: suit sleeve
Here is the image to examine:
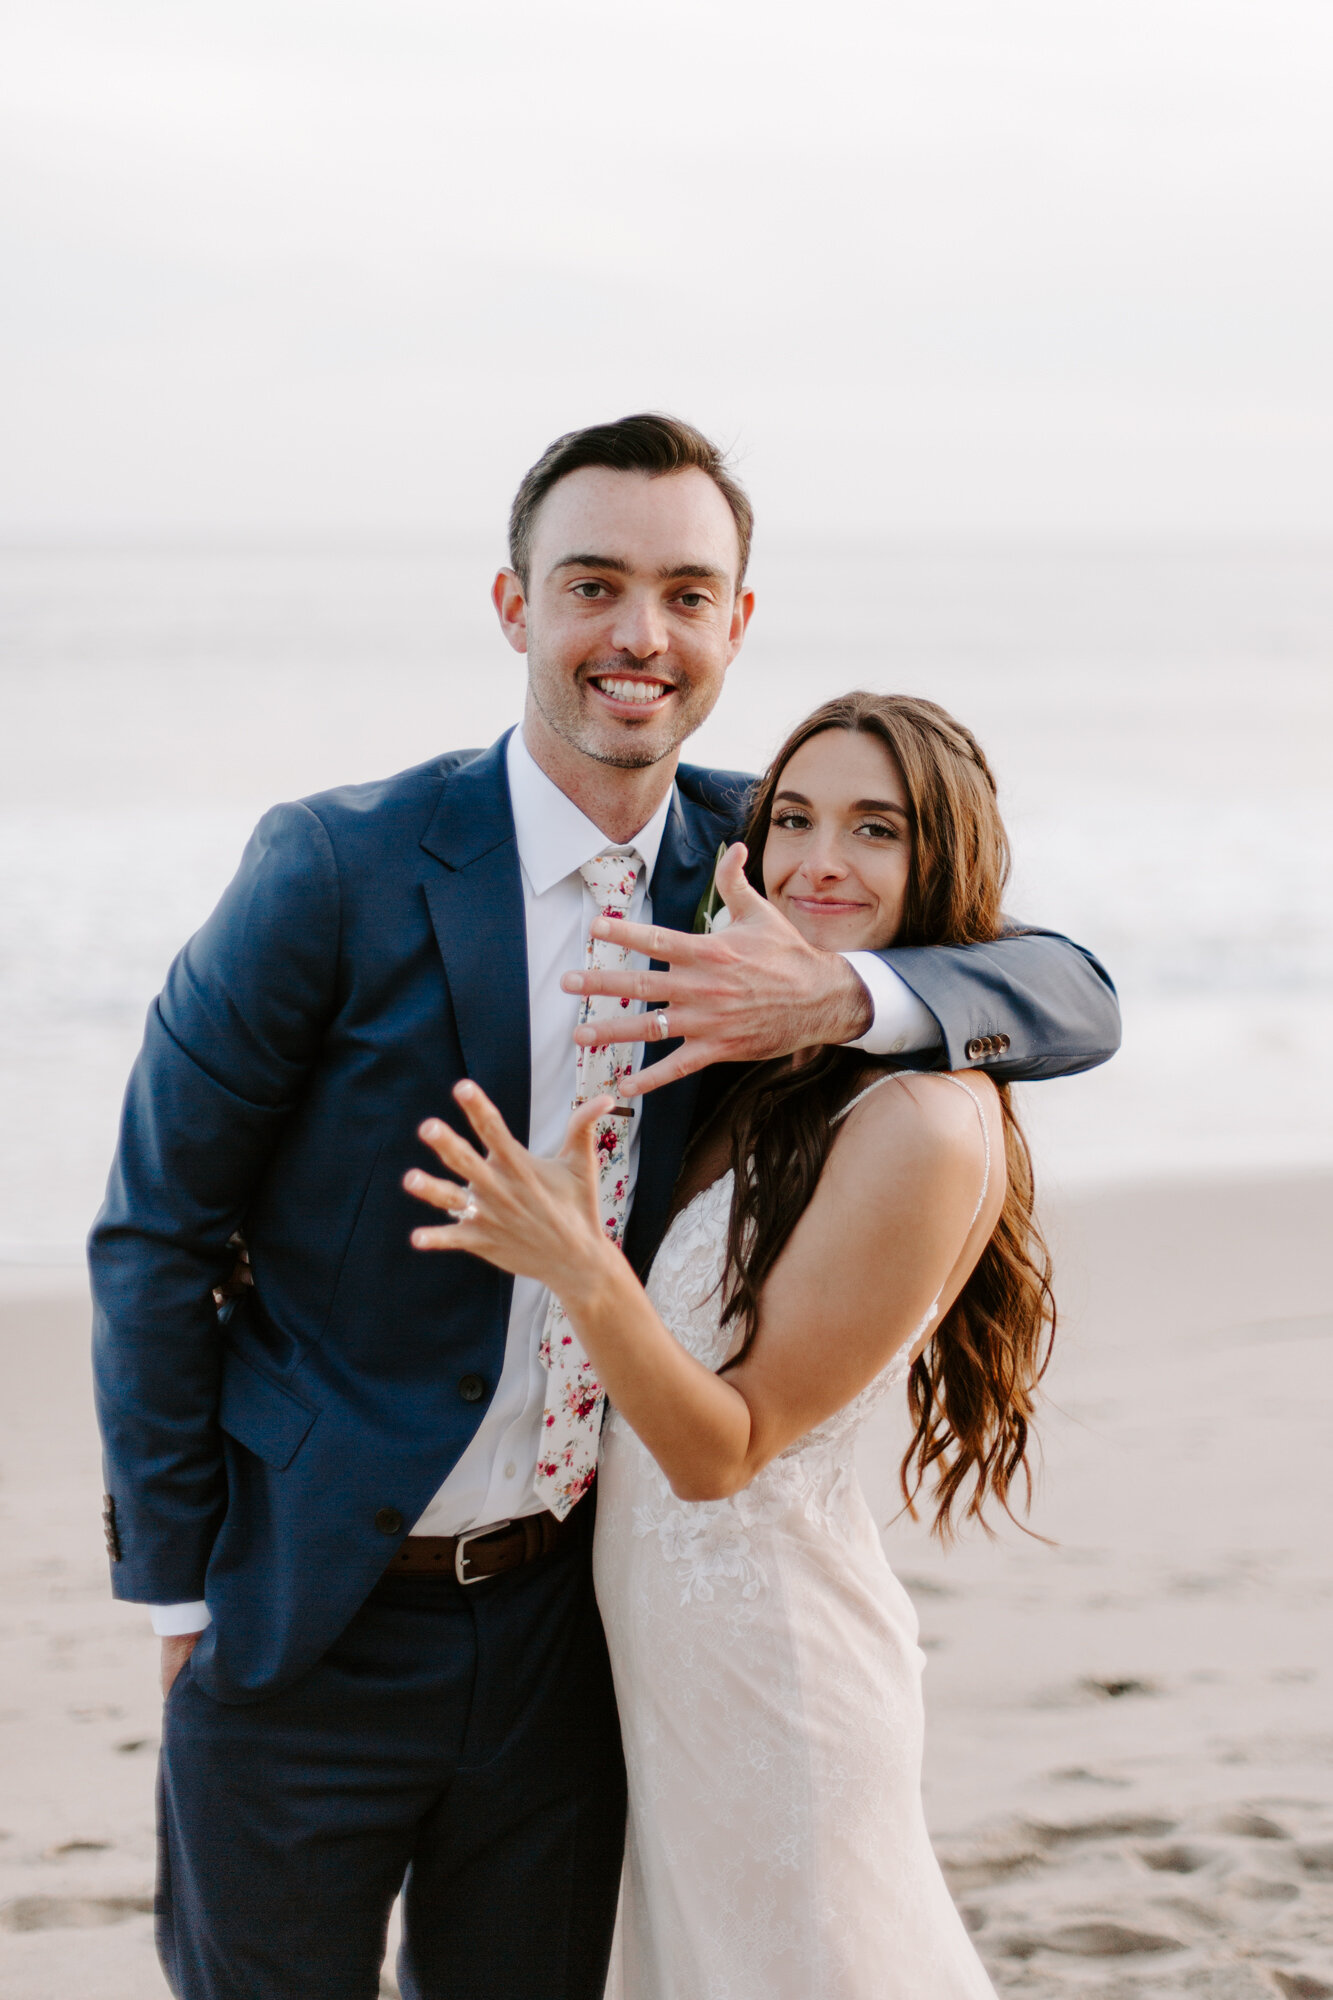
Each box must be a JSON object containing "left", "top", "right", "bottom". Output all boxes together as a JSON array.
[
  {"left": 870, "top": 923, "right": 1121, "bottom": 1081},
  {"left": 89, "top": 802, "right": 341, "bottom": 1604}
]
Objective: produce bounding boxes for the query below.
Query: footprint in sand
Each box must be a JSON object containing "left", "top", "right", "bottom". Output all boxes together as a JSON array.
[
  {"left": 1140, "top": 1840, "right": 1225, "bottom": 1875},
  {"left": 941, "top": 1795, "right": 1333, "bottom": 1997},
  {"left": 1001, "top": 1917, "right": 1186, "bottom": 1959},
  {"left": 0, "top": 1895, "right": 153, "bottom": 1932},
  {"left": 1212, "top": 1810, "right": 1291, "bottom": 1840}
]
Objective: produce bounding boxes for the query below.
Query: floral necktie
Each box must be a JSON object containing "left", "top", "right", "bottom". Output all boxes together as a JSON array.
[{"left": 536, "top": 849, "right": 644, "bottom": 1519}]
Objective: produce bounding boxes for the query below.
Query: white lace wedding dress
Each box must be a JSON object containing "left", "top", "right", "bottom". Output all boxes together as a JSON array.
[{"left": 594, "top": 1074, "right": 998, "bottom": 1999}]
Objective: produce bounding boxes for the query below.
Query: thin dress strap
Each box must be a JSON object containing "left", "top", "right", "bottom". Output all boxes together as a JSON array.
[{"left": 832, "top": 1071, "right": 992, "bottom": 1231}]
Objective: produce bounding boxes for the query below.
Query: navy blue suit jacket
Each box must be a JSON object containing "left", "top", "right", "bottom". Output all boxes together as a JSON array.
[{"left": 90, "top": 733, "right": 1119, "bottom": 1699}]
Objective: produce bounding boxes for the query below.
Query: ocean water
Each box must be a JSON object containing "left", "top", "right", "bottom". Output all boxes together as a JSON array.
[{"left": 1, "top": 540, "right": 1329, "bottom": 1263}]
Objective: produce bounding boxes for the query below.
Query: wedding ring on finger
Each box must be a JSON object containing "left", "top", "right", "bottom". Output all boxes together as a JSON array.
[
  {"left": 457, "top": 1192, "right": 480, "bottom": 1223},
  {"left": 653, "top": 1009, "right": 670, "bottom": 1042}
]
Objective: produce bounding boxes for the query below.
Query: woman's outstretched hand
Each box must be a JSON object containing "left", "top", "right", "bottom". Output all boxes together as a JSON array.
[{"left": 404, "top": 1081, "right": 619, "bottom": 1297}]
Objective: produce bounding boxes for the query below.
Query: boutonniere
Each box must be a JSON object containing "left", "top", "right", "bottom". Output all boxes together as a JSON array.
[{"left": 692, "top": 842, "right": 734, "bottom": 934}]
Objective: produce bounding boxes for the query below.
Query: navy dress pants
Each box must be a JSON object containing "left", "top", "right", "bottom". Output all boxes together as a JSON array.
[{"left": 156, "top": 1516, "right": 626, "bottom": 2000}]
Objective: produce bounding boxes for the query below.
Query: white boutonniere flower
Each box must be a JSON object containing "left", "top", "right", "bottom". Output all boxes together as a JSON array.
[{"left": 692, "top": 842, "right": 735, "bottom": 934}]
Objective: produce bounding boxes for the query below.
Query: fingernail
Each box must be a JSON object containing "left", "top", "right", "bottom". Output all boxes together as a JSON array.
[
  {"left": 560, "top": 973, "right": 581, "bottom": 992},
  {"left": 420, "top": 1120, "right": 441, "bottom": 1138},
  {"left": 404, "top": 1170, "right": 421, "bottom": 1188},
  {"left": 455, "top": 1081, "right": 475, "bottom": 1099},
  {"left": 411, "top": 1229, "right": 428, "bottom": 1246}
]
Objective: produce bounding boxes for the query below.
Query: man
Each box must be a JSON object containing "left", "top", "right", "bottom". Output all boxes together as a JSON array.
[{"left": 91, "top": 413, "right": 1120, "bottom": 2000}]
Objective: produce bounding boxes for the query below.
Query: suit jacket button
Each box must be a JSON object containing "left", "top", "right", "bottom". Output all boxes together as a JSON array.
[
  {"left": 996, "top": 1034, "right": 1011, "bottom": 1052},
  {"left": 965, "top": 1038, "right": 985, "bottom": 1060},
  {"left": 374, "top": 1507, "right": 404, "bottom": 1536},
  {"left": 458, "top": 1373, "right": 487, "bottom": 1404}
]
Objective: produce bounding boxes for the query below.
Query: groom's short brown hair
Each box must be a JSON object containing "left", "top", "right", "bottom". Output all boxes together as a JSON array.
[{"left": 508, "top": 413, "right": 754, "bottom": 587}]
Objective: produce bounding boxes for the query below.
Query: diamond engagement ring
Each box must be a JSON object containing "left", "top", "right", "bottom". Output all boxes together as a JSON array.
[{"left": 458, "top": 1194, "right": 480, "bottom": 1223}]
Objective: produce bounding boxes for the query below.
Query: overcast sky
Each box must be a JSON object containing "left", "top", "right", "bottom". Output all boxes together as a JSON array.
[{"left": 2, "top": 0, "right": 1331, "bottom": 540}]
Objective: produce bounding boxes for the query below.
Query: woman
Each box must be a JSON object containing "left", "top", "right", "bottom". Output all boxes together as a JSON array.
[{"left": 406, "top": 693, "right": 1054, "bottom": 1998}]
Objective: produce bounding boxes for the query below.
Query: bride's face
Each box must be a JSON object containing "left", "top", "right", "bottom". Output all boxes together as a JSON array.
[{"left": 762, "top": 728, "right": 912, "bottom": 952}]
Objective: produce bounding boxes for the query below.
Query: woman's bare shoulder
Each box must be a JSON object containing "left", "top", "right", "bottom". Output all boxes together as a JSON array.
[
  {"left": 830, "top": 1068, "right": 1000, "bottom": 1198},
  {"left": 840, "top": 1066, "right": 997, "bottom": 1141}
]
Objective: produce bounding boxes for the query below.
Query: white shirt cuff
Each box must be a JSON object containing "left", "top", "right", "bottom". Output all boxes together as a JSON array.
[
  {"left": 840, "top": 953, "right": 942, "bottom": 1056},
  {"left": 149, "top": 1602, "right": 212, "bottom": 1637}
]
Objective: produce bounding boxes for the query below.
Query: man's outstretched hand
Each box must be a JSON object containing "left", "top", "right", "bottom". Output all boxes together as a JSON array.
[{"left": 561, "top": 843, "right": 873, "bottom": 1097}]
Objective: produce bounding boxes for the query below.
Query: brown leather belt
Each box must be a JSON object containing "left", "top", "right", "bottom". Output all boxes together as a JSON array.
[{"left": 386, "top": 1512, "right": 579, "bottom": 1586}]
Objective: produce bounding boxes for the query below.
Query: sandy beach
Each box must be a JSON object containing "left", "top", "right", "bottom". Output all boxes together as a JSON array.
[{"left": 1, "top": 1167, "right": 1328, "bottom": 1998}]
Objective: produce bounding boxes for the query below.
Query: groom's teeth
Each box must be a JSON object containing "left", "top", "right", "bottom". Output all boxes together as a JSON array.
[{"left": 594, "top": 679, "right": 669, "bottom": 704}]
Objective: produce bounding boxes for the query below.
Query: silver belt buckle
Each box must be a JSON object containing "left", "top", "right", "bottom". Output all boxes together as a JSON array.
[{"left": 454, "top": 1519, "right": 513, "bottom": 1585}]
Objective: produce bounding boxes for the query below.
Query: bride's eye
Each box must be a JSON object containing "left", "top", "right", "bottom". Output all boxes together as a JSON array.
[
  {"left": 855, "top": 818, "right": 900, "bottom": 841},
  {"left": 771, "top": 810, "right": 812, "bottom": 832}
]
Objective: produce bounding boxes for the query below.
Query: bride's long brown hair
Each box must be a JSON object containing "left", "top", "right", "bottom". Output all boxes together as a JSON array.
[{"left": 717, "top": 691, "right": 1055, "bottom": 1539}]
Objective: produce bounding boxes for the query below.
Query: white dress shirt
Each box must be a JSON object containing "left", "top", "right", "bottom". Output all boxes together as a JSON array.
[
  {"left": 409, "top": 730, "right": 675, "bottom": 1535},
  {"left": 149, "top": 729, "right": 938, "bottom": 1634}
]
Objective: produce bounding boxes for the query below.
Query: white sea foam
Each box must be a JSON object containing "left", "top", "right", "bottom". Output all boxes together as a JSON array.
[{"left": 1, "top": 541, "right": 1329, "bottom": 1259}]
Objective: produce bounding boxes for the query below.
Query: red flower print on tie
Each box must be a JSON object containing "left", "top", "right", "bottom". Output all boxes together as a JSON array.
[{"left": 536, "top": 848, "right": 645, "bottom": 1520}]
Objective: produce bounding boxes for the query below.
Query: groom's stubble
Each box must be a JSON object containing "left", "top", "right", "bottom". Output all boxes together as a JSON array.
[{"left": 523, "top": 637, "right": 722, "bottom": 774}]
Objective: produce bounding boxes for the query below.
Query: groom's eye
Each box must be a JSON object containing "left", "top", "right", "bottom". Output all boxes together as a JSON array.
[
  {"left": 572, "top": 580, "right": 607, "bottom": 599},
  {"left": 676, "top": 590, "right": 708, "bottom": 608}
]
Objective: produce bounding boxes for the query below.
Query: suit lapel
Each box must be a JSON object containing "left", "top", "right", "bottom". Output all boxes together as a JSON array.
[
  {"left": 623, "top": 785, "right": 727, "bottom": 1276},
  {"left": 419, "top": 736, "right": 531, "bottom": 1147}
]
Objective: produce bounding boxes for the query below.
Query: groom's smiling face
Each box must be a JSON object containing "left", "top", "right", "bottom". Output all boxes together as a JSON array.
[{"left": 495, "top": 466, "right": 754, "bottom": 773}]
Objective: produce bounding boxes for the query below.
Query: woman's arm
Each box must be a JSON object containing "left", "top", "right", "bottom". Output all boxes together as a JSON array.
[{"left": 406, "top": 1075, "right": 1003, "bottom": 1502}]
